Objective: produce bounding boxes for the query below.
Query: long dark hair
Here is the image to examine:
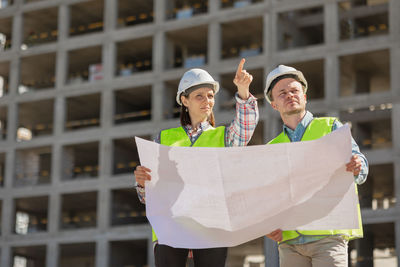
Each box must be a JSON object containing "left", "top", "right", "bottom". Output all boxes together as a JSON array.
[{"left": 179, "top": 98, "right": 216, "bottom": 127}]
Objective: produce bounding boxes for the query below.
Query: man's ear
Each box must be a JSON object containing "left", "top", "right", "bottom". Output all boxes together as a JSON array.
[{"left": 270, "top": 101, "right": 278, "bottom": 110}]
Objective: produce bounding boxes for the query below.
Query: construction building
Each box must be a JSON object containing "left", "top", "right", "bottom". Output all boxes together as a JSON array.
[{"left": 0, "top": 0, "right": 399, "bottom": 266}]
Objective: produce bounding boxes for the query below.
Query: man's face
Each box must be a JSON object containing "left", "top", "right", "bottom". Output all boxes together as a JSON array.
[{"left": 270, "top": 78, "right": 307, "bottom": 116}]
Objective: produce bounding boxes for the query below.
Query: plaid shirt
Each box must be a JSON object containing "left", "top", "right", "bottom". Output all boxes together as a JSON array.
[{"left": 136, "top": 93, "right": 259, "bottom": 203}]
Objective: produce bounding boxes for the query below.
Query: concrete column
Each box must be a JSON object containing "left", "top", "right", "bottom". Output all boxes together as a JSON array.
[
  {"left": 103, "top": 0, "right": 116, "bottom": 32},
  {"left": 52, "top": 96, "right": 64, "bottom": 182},
  {"left": 164, "top": 33, "right": 175, "bottom": 70},
  {"left": 55, "top": 47, "right": 67, "bottom": 88},
  {"left": 56, "top": 5, "right": 68, "bottom": 88},
  {"left": 8, "top": 48, "right": 19, "bottom": 98},
  {"left": 209, "top": 0, "right": 219, "bottom": 13},
  {"left": 151, "top": 82, "right": 164, "bottom": 123},
  {"left": 46, "top": 241, "right": 59, "bottom": 267},
  {"left": 96, "top": 238, "right": 108, "bottom": 267},
  {"left": 53, "top": 96, "right": 65, "bottom": 137},
  {"left": 52, "top": 94, "right": 64, "bottom": 200},
  {"left": 325, "top": 54, "right": 339, "bottom": 105},
  {"left": 1, "top": 196, "right": 13, "bottom": 235},
  {"left": 6, "top": 100, "right": 16, "bottom": 144},
  {"left": 11, "top": 10, "right": 22, "bottom": 51},
  {"left": 263, "top": 12, "right": 273, "bottom": 65},
  {"left": 154, "top": 0, "right": 166, "bottom": 23},
  {"left": 99, "top": 90, "right": 113, "bottom": 178},
  {"left": 47, "top": 191, "right": 60, "bottom": 234},
  {"left": 263, "top": 10, "right": 275, "bottom": 127},
  {"left": 102, "top": 41, "right": 115, "bottom": 82},
  {"left": 98, "top": 136, "right": 111, "bottom": 178},
  {"left": 0, "top": 245, "right": 10, "bottom": 267},
  {"left": 264, "top": 237, "right": 279, "bottom": 267},
  {"left": 97, "top": 187, "right": 110, "bottom": 232},
  {"left": 102, "top": 0, "right": 117, "bottom": 80},
  {"left": 269, "top": 11, "right": 278, "bottom": 61},
  {"left": 153, "top": 0, "right": 165, "bottom": 75},
  {"left": 208, "top": 22, "right": 221, "bottom": 67},
  {"left": 152, "top": 31, "right": 164, "bottom": 73},
  {"left": 4, "top": 143, "right": 14, "bottom": 189},
  {"left": 389, "top": 0, "right": 400, "bottom": 39},
  {"left": 58, "top": 3, "right": 69, "bottom": 42},
  {"left": 100, "top": 90, "right": 113, "bottom": 130},
  {"left": 324, "top": 1, "right": 338, "bottom": 46}
]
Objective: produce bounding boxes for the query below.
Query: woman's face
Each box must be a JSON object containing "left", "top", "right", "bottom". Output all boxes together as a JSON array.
[{"left": 181, "top": 87, "right": 215, "bottom": 121}]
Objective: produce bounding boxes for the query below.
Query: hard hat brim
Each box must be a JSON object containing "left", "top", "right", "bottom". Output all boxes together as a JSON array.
[
  {"left": 176, "top": 81, "right": 220, "bottom": 105},
  {"left": 264, "top": 70, "right": 308, "bottom": 103}
]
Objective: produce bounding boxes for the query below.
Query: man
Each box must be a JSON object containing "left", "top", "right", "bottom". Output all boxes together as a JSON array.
[{"left": 264, "top": 65, "right": 368, "bottom": 267}]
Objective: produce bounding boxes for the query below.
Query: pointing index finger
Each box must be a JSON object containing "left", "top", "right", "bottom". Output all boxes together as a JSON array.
[{"left": 236, "top": 58, "right": 245, "bottom": 76}]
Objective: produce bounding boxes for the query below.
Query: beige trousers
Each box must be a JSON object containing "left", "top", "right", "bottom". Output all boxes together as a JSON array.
[{"left": 278, "top": 236, "right": 348, "bottom": 267}]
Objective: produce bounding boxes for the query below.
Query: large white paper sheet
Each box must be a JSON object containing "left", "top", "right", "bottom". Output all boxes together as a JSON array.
[{"left": 135, "top": 124, "right": 359, "bottom": 248}]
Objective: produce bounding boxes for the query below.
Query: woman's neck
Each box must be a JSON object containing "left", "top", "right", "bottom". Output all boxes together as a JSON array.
[{"left": 190, "top": 116, "right": 208, "bottom": 131}]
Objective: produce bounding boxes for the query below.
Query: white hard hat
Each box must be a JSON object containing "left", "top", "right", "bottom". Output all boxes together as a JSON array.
[
  {"left": 176, "top": 68, "right": 219, "bottom": 105},
  {"left": 264, "top": 65, "right": 307, "bottom": 103}
]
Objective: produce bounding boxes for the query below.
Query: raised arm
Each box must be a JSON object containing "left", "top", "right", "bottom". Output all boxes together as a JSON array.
[
  {"left": 233, "top": 58, "right": 253, "bottom": 100},
  {"left": 226, "top": 58, "right": 259, "bottom": 147}
]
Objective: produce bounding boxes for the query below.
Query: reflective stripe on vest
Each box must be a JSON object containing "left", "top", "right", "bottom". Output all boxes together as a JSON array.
[
  {"left": 152, "top": 126, "right": 226, "bottom": 242},
  {"left": 268, "top": 117, "right": 363, "bottom": 243}
]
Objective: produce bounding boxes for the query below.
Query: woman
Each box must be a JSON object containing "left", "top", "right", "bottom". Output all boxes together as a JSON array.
[{"left": 134, "top": 58, "right": 259, "bottom": 267}]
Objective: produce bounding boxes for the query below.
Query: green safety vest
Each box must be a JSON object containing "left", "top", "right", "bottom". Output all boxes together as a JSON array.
[
  {"left": 268, "top": 117, "right": 363, "bottom": 243},
  {"left": 152, "top": 126, "right": 226, "bottom": 242}
]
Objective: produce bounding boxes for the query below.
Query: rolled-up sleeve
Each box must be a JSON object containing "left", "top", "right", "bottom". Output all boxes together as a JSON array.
[
  {"left": 225, "top": 93, "right": 259, "bottom": 147},
  {"left": 135, "top": 183, "right": 146, "bottom": 204}
]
